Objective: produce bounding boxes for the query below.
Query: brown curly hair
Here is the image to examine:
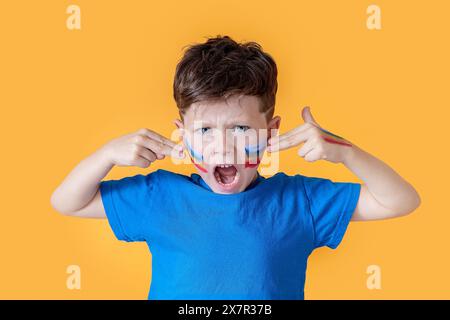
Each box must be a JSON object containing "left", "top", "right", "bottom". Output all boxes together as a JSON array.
[{"left": 173, "top": 35, "right": 278, "bottom": 121}]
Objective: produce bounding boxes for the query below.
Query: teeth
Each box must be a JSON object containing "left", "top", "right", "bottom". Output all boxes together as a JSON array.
[{"left": 217, "top": 164, "right": 233, "bottom": 168}]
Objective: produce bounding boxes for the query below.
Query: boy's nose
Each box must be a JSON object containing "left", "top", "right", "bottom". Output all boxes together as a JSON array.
[
  {"left": 209, "top": 130, "right": 239, "bottom": 163},
  {"left": 214, "top": 135, "right": 233, "bottom": 154}
]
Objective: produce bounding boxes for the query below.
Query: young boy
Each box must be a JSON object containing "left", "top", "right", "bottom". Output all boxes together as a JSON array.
[{"left": 51, "top": 35, "right": 421, "bottom": 300}]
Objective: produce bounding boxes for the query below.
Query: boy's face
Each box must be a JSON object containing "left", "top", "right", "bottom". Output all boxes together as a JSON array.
[{"left": 174, "top": 94, "right": 280, "bottom": 194}]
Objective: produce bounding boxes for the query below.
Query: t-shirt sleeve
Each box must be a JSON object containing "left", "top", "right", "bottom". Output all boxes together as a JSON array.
[
  {"left": 300, "top": 175, "right": 361, "bottom": 249},
  {"left": 99, "top": 170, "right": 161, "bottom": 242}
]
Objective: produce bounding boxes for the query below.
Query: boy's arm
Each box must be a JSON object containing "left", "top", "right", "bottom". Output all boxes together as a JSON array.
[
  {"left": 51, "top": 149, "right": 113, "bottom": 218},
  {"left": 51, "top": 128, "right": 184, "bottom": 218},
  {"left": 267, "top": 106, "right": 421, "bottom": 221},
  {"left": 342, "top": 144, "right": 421, "bottom": 221}
]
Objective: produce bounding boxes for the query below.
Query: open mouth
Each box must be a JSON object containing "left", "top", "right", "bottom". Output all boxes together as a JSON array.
[{"left": 213, "top": 164, "right": 239, "bottom": 186}]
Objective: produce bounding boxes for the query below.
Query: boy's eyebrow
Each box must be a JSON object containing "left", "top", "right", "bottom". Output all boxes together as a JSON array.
[
  {"left": 227, "top": 120, "right": 252, "bottom": 126},
  {"left": 190, "top": 119, "right": 253, "bottom": 128},
  {"left": 191, "top": 121, "right": 214, "bottom": 128},
  {"left": 225, "top": 115, "right": 252, "bottom": 125}
]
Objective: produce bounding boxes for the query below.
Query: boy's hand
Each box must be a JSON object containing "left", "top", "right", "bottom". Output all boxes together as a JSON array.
[
  {"left": 100, "top": 128, "right": 185, "bottom": 168},
  {"left": 266, "top": 106, "right": 353, "bottom": 164}
]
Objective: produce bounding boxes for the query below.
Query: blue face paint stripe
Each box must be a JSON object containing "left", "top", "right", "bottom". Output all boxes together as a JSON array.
[
  {"left": 245, "top": 142, "right": 266, "bottom": 157},
  {"left": 185, "top": 139, "right": 266, "bottom": 165},
  {"left": 184, "top": 139, "right": 203, "bottom": 162}
]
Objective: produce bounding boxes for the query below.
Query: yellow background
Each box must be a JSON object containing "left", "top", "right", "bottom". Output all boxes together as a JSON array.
[{"left": 0, "top": 0, "right": 448, "bottom": 299}]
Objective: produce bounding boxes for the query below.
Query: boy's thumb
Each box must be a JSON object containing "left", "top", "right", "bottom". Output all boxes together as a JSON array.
[{"left": 301, "top": 106, "right": 319, "bottom": 126}]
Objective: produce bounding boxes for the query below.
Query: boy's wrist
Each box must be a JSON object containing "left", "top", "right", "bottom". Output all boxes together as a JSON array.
[
  {"left": 96, "top": 145, "right": 115, "bottom": 168},
  {"left": 341, "top": 143, "right": 358, "bottom": 166}
]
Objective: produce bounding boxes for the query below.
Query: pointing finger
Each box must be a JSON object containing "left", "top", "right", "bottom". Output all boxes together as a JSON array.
[
  {"left": 267, "top": 130, "right": 310, "bottom": 152},
  {"left": 137, "top": 128, "right": 178, "bottom": 149},
  {"left": 137, "top": 135, "right": 184, "bottom": 158},
  {"left": 268, "top": 122, "right": 311, "bottom": 146}
]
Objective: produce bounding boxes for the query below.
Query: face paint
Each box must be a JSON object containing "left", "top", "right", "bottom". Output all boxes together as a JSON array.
[
  {"left": 319, "top": 128, "right": 353, "bottom": 147},
  {"left": 244, "top": 141, "right": 266, "bottom": 168},
  {"left": 244, "top": 143, "right": 265, "bottom": 157},
  {"left": 184, "top": 139, "right": 208, "bottom": 173},
  {"left": 244, "top": 159, "right": 261, "bottom": 168},
  {"left": 184, "top": 138, "right": 267, "bottom": 171}
]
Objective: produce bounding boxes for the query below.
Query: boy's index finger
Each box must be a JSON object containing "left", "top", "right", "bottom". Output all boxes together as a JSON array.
[
  {"left": 271, "top": 123, "right": 310, "bottom": 143},
  {"left": 267, "top": 130, "right": 309, "bottom": 152},
  {"left": 138, "top": 135, "right": 184, "bottom": 158},
  {"left": 147, "top": 132, "right": 185, "bottom": 158},
  {"left": 155, "top": 141, "right": 185, "bottom": 158},
  {"left": 151, "top": 140, "right": 184, "bottom": 157},
  {"left": 141, "top": 129, "right": 178, "bottom": 148}
]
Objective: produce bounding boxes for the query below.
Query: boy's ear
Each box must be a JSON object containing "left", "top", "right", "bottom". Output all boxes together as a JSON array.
[
  {"left": 173, "top": 119, "right": 185, "bottom": 141},
  {"left": 173, "top": 119, "right": 184, "bottom": 129},
  {"left": 267, "top": 116, "right": 281, "bottom": 140}
]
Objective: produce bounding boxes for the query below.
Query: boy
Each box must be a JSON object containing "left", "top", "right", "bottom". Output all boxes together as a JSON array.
[{"left": 51, "top": 35, "right": 421, "bottom": 299}]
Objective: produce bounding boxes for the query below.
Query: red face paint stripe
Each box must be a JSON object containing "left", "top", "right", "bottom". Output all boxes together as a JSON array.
[
  {"left": 194, "top": 163, "right": 208, "bottom": 173},
  {"left": 245, "top": 158, "right": 261, "bottom": 168},
  {"left": 322, "top": 136, "right": 353, "bottom": 147},
  {"left": 188, "top": 154, "right": 208, "bottom": 173}
]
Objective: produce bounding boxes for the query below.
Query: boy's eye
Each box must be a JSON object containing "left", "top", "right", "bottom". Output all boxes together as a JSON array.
[
  {"left": 198, "top": 127, "right": 210, "bottom": 134},
  {"left": 233, "top": 125, "right": 250, "bottom": 133}
]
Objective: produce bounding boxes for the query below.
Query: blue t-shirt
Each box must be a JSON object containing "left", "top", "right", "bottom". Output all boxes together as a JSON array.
[{"left": 99, "top": 169, "right": 361, "bottom": 300}]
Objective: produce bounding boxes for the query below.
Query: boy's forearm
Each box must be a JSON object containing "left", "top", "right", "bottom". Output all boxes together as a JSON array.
[
  {"left": 342, "top": 144, "right": 421, "bottom": 213},
  {"left": 51, "top": 147, "right": 114, "bottom": 214}
]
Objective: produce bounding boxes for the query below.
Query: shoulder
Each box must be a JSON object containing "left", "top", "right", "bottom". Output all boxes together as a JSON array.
[
  {"left": 265, "top": 171, "right": 344, "bottom": 195},
  {"left": 265, "top": 171, "right": 306, "bottom": 185},
  {"left": 150, "top": 168, "right": 186, "bottom": 179},
  {"left": 100, "top": 169, "right": 191, "bottom": 193},
  {"left": 138, "top": 169, "right": 193, "bottom": 189},
  {"left": 271, "top": 171, "right": 343, "bottom": 187},
  {"left": 262, "top": 172, "right": 308, "bottom": 194}
]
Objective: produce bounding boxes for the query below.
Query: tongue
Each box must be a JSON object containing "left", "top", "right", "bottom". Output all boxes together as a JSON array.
[{"left": 216, "top": 166, "right": 237, "bottom": 184}]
